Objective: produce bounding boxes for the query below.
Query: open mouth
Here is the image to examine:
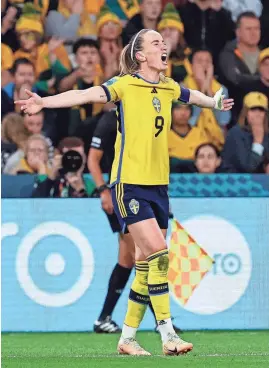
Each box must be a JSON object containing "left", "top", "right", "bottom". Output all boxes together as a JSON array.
[{"left": 161, "top": 53, "right": 168, "bottom": 64}]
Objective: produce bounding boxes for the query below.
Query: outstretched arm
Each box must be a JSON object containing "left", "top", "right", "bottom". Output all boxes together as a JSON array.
[
  {"left": 189, "top": 87, "right": 234, "bottom": 111},
  {"left": 15, "top": 86, "right": 107, "bottom": 115}
]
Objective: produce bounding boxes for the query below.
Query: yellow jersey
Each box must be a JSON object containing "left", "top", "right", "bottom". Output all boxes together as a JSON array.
[{"left": 102, "top": 74, "right": 189, "bottom": 185}]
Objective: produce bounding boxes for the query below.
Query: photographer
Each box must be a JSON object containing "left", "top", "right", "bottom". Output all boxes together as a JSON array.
[{"left": 32, "top": 136, "right": 95, "bottom": 198}]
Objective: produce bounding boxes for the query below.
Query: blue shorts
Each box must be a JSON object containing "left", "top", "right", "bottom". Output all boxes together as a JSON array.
[{"left": 111, "top": 183, "right": 169, "bottom": 233}]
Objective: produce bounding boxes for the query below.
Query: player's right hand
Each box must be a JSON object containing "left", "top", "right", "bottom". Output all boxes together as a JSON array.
[
  {"left": 15, "top": 89, "right": 43, "bottom": 115},
  {"left": 101, "top": 189, "right": 114, "bottom": 215}
]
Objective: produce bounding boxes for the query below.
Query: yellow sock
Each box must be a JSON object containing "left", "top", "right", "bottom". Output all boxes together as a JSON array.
[
  {"left": 147, "top": 249, "right": 170, "bottom": 321},
  {"left": 124, "top": 261, "right": 149, "bottom": 328}
]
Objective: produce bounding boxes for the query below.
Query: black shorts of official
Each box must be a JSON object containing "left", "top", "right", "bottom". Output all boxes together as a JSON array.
[
  {"left": 105, "top": 212, "right": 122, "bottom": 233},
  {"left": 111, "top": 183, "right": 169, "bottom": 233}
]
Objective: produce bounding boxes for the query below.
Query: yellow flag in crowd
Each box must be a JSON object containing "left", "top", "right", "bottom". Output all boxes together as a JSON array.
[{"left": 168, "top": 218, "right": 214, "bottom": 305}]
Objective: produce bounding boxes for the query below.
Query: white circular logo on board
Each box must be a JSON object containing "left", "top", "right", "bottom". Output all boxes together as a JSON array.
[
  {"left": 16, "top": 222, "right": 94, "bottom": 307},
  {"left": 171, "top": 215, "right": 252, "bottom": 315}
]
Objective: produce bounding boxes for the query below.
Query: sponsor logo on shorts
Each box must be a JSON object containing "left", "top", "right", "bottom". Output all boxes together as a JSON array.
[{"left": 129, "top": 199, "right": 139, "bottom": 215}]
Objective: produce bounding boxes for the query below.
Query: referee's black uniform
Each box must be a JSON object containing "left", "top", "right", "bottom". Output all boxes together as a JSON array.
[{"left": 90, "top": 110, "right": 122, "bottom": 233}]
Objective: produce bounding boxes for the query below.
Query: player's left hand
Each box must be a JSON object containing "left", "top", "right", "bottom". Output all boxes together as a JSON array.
[{"left": 213, "top": 87, "right": 234, "bottom": 111}]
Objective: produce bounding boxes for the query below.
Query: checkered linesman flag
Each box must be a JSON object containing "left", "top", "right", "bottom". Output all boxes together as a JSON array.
[{"left": 168, "top": 218, "right": 214, "bottom": 305}]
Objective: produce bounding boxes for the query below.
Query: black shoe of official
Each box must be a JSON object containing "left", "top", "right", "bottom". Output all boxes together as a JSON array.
[
  {"left": 155, "top": 318, "right": 183, "bottom": 334},
  {"left": 93, "top": 316, "right": 121, "bottom": 333}
]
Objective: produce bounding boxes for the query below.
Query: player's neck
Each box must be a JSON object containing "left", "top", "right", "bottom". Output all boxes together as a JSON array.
[{"left": 138, "top": 67, "right": 160, "bottom": 83}]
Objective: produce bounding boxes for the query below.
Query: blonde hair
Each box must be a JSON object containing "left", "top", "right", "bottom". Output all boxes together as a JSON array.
[
  {"left": 25, "top": 134, "right": 49, "bottom": 156},
  {"left": 1, "top": 113, "right": 30, "bottom": 147},
  {"left": 119, "top": 29, "right": 167, "bottom": 82},
  {"left": 120, "top": 29, "right": 149, "bottom": 76}
]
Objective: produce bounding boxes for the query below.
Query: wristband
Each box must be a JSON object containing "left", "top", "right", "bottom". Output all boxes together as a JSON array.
[
  {"left": 97, "top": 184, "right": 109, "bottom": 194},
  {"left": 213, "top": 87, "right": 224, "bottom": 110}
]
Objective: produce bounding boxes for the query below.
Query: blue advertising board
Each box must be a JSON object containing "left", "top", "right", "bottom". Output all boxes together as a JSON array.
[{"left": 2, "top": 198, "right": 269, "bottom": 331}]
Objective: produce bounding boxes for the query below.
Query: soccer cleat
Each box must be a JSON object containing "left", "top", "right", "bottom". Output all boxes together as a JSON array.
[
  {"left": 93, "top": 316, "right": 121, "bottom": 333},
  {"left": 163, "top": 333, "right": 193, "bottom": 356},
  {"left": 117, "top": 338, "right": 151, "bottom": 356}
]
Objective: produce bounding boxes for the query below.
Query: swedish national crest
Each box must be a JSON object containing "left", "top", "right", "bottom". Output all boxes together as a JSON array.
[
  {"left": 129, "top": 199, "right": 139, "bottom": 215},
  {"left": 152, "top": 97, "right": 161, "bottom": 113}
]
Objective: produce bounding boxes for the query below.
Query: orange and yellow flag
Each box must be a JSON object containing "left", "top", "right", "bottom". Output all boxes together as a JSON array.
[{"left": 168, "top": 218, "right": 214, "bottom": 305}]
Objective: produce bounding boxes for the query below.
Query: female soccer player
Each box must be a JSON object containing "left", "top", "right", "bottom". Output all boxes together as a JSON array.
[{"left": 15, "top": 29, "right": 234, "bottom": 357}]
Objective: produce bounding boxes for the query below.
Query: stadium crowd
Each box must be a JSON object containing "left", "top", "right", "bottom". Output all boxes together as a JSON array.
[{"left": 1, "top": 0, "right": 269, "bottom": 184}]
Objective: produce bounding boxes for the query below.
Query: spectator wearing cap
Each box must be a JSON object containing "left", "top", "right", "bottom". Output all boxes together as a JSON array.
[
  {"left": 58, "top": 38, "right": 104, "bottom": 136},
  {"left": 122, "top": 0, "right": 162, "bottom": 46},
  {"left": 219, "top": 12, "right": 261, "bottom": 115},
  {"left": 222, "top": 0, "right": 263, "bottom": 22},
  {"left": 14, "top": 4, "right": 71, "bottom": 84},
  {"left": 157, "top": 2, "right": 192, "bottom": 82},
  {"left": 168, "top": 102, "right": 224, "bottom": 173},
  {"left": 183, "top": 48, "right": 231, "bottom": 128},
  {"left": 179, "top": 0, "right": 235, "bottom": 67},
  {"left": 222, "top": 92, "right": 269, "bottom": 173},
  {"left": 97, "top": 5, "right": 123, "bottom": 79},
  {"left": 32, "top": 137, "right": 96, "bottom": 198}
]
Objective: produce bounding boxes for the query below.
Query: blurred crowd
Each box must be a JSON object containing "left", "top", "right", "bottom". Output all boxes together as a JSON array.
[{"left": 1, "top": 0, "right": 269, "bottom": 191}]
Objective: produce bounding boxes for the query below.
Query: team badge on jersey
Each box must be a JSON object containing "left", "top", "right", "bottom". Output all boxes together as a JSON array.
[
  {"left": 152, "top": 97, "right": 161, "bottom": 113},
  {"left": 129, "top": 199, "right": 139, "bottom": 214}
]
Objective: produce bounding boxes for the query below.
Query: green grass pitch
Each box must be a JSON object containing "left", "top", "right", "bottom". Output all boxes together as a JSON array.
[{"left": 2, "top": 331, "right": 269, "bottom": 368}]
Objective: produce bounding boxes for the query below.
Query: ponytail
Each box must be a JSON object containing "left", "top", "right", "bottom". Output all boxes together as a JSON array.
[
  {"left": 119, "top": 29, "right": 168, "bottom": 83},
  {"left": 119, "top": 29, "right": 149, "bottom": 76}
]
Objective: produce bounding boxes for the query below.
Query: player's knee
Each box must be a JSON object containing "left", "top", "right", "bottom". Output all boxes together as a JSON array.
[
  {"left": 119, "top": 258, "right": 134, "bottom": 269},
  {"left": 118, "top": 249, "right": 135, "bottom": 268}
]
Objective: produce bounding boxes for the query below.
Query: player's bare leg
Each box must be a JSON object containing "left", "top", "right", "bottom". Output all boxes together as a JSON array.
[
  {"left": 128, "top": 219, "right": 193, "bottom": 356},
  {"left": 118, "top": 243, "right": 151, "bottom": 356}
]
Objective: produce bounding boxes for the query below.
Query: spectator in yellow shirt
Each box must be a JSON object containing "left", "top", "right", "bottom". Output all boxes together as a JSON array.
[
  {"left": 97, "top": 5, "right": 123, "bottom": 79},
  {"left": 183, "top": 48, "right": 231, "bottom": 129},
  {"left": 45, "top": 0, "right": 105, "bottom": 42},
  {"left": 168, "top": 102, "right": 224, "bottom": 173},
  {"left": 1, "top": 43, "right": 14, "bottom": 86},
  {"left": 14, "top": 4, "right": 71, "bottom": 90}
]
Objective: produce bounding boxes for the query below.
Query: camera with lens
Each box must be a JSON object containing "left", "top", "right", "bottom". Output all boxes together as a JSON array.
[{"left": 61, "top": 150, "right": 83, "bottom": 174}]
